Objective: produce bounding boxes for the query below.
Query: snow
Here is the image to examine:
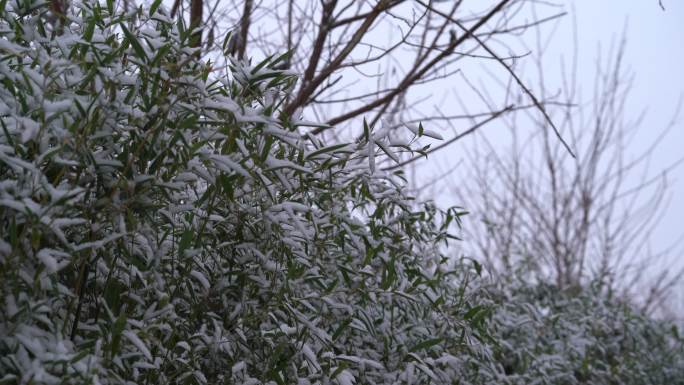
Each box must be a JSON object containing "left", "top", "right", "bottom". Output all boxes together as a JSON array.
[
  {"left": 0, "top": 37, "right": 26, "bottom": 54},
  {"left": 265, "top": 157, "right": 312, "bottom": 173},
  {"left": 36, "top": 249, "right": 69, "bottom": 273},
  {"left": 19, "top": 117, "right": 41, "bottom": 144},
  {"left": 335, "top": 369, "right": 356, "bottom": 385},
  {"left": 123, "top": 331, "right": 153, "bottom": 361},
  {"left": 231, "top": 361, "right": 246, "bottom": 374},
  {"left": 301, "top": 343, "right": 321, "bottom": 370},
  {"left": 404, "top": 123, "right": 444, "bottom": 140},
  {"left": 368, "top": 139, "right": 375, "bottom": 173},
  {"left": 208, "top": 154, "right": 251, "bottom": 177},
  {"left": 43, "top": 100, "right": 72, "bottom": 114},
  {"left": 190, "top": 270, "right": 211, "bottom": 291}
]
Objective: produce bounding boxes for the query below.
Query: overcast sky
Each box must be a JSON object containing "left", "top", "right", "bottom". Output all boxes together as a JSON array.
[
  {"left": 466, "top": 0, "right": 684, "bottom": 306},
  {"left": 391, "top": 1, "right": 684, "bottom": 307},
  {"left": 571, "top": 0, "right": 684, "bottom": 251},
  {"left": 582, "top": 0, "right": 684, "bottom": 307},
  {"left": 528, "top": 0, "right": 684, "bottom": 260}
]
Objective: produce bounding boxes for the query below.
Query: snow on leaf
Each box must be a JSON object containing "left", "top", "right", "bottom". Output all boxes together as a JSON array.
[
  {"left": 405, "top": 123, "right": 443, "bottom": 140},
  {"left": 190, "top": 270, "right": 211, "bottom": 291},
  {"left": 123, "top": 331, "right": 153, "bottom": 361},
  {"left": 36, "top": 249, "right": 70, "bottom": 273},
  {"left": 302, "top": 343, "right": 321, "bottom": 371},
  {"left": 334, "top": 369, "right": 355, "bottom": 385}
]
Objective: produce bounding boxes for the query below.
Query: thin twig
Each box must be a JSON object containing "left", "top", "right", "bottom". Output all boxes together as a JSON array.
[
  {"left": 383, "top": 106, "right": 511, "bottom": 171},
  {"left": 318, "top": 0, "right": 513, "bottom": 132},
  {"left": 415, "top": 0, "right": 576, "bottom": 158}
]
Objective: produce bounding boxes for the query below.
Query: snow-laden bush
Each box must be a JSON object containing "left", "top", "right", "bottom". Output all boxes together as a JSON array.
[
  {"left": 471, "top": 277, "right": 684, "bottom": 385},
  {"left": 0, "top": 2, "right": 486, "bottom": 384}
]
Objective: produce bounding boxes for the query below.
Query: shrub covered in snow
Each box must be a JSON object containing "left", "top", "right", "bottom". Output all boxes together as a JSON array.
[
  {"left": 471, "top": 277, "right": 684, "bottom": 385},
  {"left": 1, "top": 2, "right": 683, "bottom": 385},
  {"left": 0, "top": 2, "right": 485, "bottom": 384}
]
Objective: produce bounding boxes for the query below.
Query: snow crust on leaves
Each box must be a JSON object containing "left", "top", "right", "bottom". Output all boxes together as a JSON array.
[{"left": 0, "top": 2, "right": 478, "bottom": 384}]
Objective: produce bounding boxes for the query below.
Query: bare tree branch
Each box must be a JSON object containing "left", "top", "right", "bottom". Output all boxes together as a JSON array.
[
  {"left": 415, "top": 0, "right": 576, "bottom": 158},
  {"left": 383, "top": 106, "right": 511, "bottom": 171},
  {"left": 320, "top": 0, "right": 513, "bottom": 131}
]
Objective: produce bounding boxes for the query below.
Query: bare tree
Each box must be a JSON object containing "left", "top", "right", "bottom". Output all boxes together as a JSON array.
[
  {"left": 451, "top": 28, "right": 684, "bottom": 313},
  {"left": 160, "top": 0, "right": 572, "bottom": 159}
]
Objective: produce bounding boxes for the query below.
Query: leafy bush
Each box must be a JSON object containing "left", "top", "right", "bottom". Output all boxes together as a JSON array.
[
  {"left": 473, "top": 277, "right": 684, "bottom": 385},
  {"left": 0, "top": 2, "right": 483, "bottom": 384}
]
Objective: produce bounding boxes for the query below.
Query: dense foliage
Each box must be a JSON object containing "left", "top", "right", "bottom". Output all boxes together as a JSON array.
[
  {"left": 0, "top": 2, "right": 486, "bottom": 384},
  {"left": 479, "top": 278, "right": 684, "bottom": 384},
  {"left": 0, "top": 2, "right": 682, "bottom": 385}
]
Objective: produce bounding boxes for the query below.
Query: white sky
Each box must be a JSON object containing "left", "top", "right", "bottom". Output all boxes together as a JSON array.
[
  {"left": 570, "top": 1, "right": 684, "bottom": 253},
  {"left": 429, "top": 0, "right": 684, "bottom": 308},
  {"left": 581, "top": 0, "right": 684, "bottom": 309},
  {"left": 523, "top": 1, "right": 684, "bottom": 261}
]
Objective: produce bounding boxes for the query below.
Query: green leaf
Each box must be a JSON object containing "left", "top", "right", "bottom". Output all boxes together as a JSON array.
[
  {"left": 376, "top": 139, "right": 399, "bottom": 163},
  {"left": 380, "top": 259, "right": 396, "bottom": 290},
  {"left": 83, "top": 17, "right": 96, "bottom": 42},
  {"left": 178, "top": 115, "right": 198, "bottom": 130},
  {"left": 330, "top": 362, "right": 349, "bottom": 379},
  {"left": 472, "top": 259, "right": 482, "bottom": 276},
  {"left": 150, "top": 43, "right": 171, "bottom": 66},
  {"left": 8, "top": 217, "right": 17, "bottom": 249},
  {"left": 221, "top": 31, "right": 233, "bottom": 53},
  {"left": 409, "top": 337, "right": 443, "bottom": 353},
  {"left": 251, "top": 54, "right": 274, "bottom": 75},
  {"left": 362, "top": 118, "right": 370, "bottom": 142},
  {"left": 260, "top": 135, "right": 275, "bottom": 162},
  {"left": 150, "top": 0, "right": 163, "bottom": 16},
  {"left": 110, "top": 311, "right": 127, "bottom": 357},
  {"left": 292, "top": 120, "right": 331, "bottom": 129},
  {"left": 0, "top": 374, "right": 17, "bottom": 385},
  {"left": 305, "top": 143, "right": 351, "bottom": 160},
  {"left": 178, "top": 229, "right": 193, "bottom": 256},
  {"left": 271, "top": 50, "right": 293, "bottom": 68},
  {"left": 463, "top": 305, "right": 485, "bottom": 321},
  {"left": 464, "top": 305, "right": 491, "bottom": 329},
  {"left": 0, "top": 118, "right": 14, "bottom": 148},
  {"left": 70, "top": 348, "right": 91, "bottom": 364},
  {"left": 119, "top": 23, "right": 148, "bottom": 62},
  {"left": 251, "top": 71, "right": 281, "bottom": 83},
  {"left": 332, "top": 318, "right": 352, "bottom": 341}
]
